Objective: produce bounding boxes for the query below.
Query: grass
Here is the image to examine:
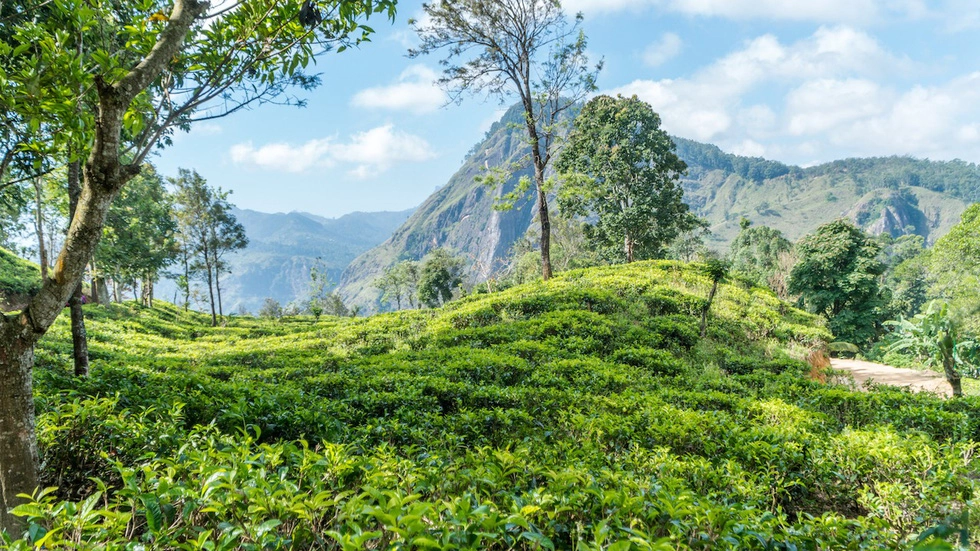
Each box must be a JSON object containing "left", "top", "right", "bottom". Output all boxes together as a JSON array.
[
  {"left": 0, "top": 247, "right": 41, "bottom": 302},
  {"left": 6, "top": 260, "right": 979, "bottom": 550}
]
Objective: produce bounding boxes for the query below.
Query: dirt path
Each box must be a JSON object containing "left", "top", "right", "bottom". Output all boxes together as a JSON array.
[{"left": 830, "top": 358, "right": 952, "bottom": 397}]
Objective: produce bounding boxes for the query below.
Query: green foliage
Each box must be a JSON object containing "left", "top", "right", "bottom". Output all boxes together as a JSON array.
[
  {"left": 374, "top": 260, "right": 421, "bottom": 311},
  {"left": 11, "top": 263, "right": 980, "bottom": 548},
  {"left": 929, "top": 203, "right": 980, "bottom": 332},
  {"left": 886, "top": 301, "right": 979, "bottom": 380},
  {"left": 728, "top": 220, "right": 792, "bottom": 289},
  {"left": 789, "top": 219, "right": 888, "bottom": 345},
  {"left": 307, "top": 258, "right": 331, "bottom": 321},
  {"left": 258, "top": 298, "right": 283, "bottom": 319},
  {"left": 417, "top": 249, "right": 466, "bottom": 308},
  {"left": 0, "top": 246, "right": 41, "bottom": 298},
  {"left": 881, "top": 234, "right": 929, "bottom": 319},
  {"left": 96, "top": 164, "right": 178, "bottom": 293},
  {"left": 557, "top": 95, "right": 695, "bottom": 263}
]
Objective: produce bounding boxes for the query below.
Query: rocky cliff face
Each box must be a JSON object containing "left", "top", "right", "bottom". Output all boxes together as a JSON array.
[
  {"left": 338, "top": 107, "right": 980, "bottom": 311},
  {"left": 337, "top": 104, "right": 539, "bottom": 309}
]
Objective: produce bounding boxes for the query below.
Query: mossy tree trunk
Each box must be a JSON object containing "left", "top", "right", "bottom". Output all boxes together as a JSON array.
[{"left": 0, "top": 0, "right": 206, "bottom": 534}]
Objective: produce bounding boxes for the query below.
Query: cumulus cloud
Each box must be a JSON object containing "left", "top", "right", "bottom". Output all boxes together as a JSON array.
[
  {"left": 642, "top": 33, "right": 682, "bottom": 67},
  {"left": 605, "top": 26, "right": 980, "bottom": 164},
  {"left": 351, "top": 65, "right": 447, "bottom": 114},
  {"left": 229, "top": 125, "right": 436, "bottom": 178}
]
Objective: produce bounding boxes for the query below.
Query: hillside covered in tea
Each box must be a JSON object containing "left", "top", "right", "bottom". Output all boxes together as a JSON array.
[{"left": 11, "top": 261, "right": 980, "bottom": 549}]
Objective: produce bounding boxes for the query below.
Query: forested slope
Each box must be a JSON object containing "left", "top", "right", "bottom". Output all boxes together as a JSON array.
[
  {"left": 338, "top": 117, "right": 979, "bottom": 311},
  {"left": 12, "top": 261, "right": 980, "bottom": 549}
]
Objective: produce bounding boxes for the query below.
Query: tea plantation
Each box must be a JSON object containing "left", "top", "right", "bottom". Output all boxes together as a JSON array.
[{"left": 6, "top": 261, "right": 980, "bottom": 550}]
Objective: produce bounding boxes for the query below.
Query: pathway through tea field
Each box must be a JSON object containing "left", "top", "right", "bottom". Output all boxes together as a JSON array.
[{"left": 831, "top": 358, "right": 952, "bottom": 396}]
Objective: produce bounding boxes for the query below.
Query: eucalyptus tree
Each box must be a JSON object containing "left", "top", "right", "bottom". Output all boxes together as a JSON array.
[
  {"left": 171, "top": 169, "right": 247, "bottom": 327},
  {"left": 0, "top": 0, "right": 396, "bottom": 533},
  {"left": 410, "top": 0, "right": 600, "bottom": 280}
]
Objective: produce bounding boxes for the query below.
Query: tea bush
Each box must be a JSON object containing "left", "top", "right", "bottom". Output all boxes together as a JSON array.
[{"left": 5, "top": 261, "right": 979, "bottom": 549}]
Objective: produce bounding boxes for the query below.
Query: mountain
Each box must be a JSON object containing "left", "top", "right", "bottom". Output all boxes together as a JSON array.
[
  {"left": 673, "top": 139, "right": 978, "bottom": 249},
  {"left": 158, "top": 208, "right": 414, "bottom": 314},
  {"left": 337, "top": 104, "right": 538, "bottom": 309},
  {"left": 338, "top": 106, "right": 980, "bottom": 311}
]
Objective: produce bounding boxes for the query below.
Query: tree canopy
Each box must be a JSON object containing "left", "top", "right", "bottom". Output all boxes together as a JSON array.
[
  {"left": 0, "top": 0, "right": 396, "bottom": 532},
  {"left": 728, "top": 219, "right": 793, "bottom": 289},
  {"left": 789, "top": 219, "right": 887, "bottom": 345},
  {"left": 556, "top": 94, "right": 693, "bottom": 263},
  {"left": 929, "top": 203, "right": 980, "bottom": 332}
]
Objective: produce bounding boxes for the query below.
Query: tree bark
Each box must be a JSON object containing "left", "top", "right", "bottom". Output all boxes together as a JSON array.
[
  {"left": 0, "top": 333, "right": 38, "bottom": 537},
  {"left": 202, "top": 241, "right": 217, "bottom": 327},
  {"left": 940, "top": 336, "right": 963, "bottom": 397},
  {"left": 0, "top": 0, "right": 207, "bottom": 534},
  {"left": 215, "top": 261, "right": 224, "bottom": 320},
  {"left": 68, "top": 157, "right": 90, "bottom": 377},
  {"left": 537, "top": 186, "right": 552, "bottom": 281}
]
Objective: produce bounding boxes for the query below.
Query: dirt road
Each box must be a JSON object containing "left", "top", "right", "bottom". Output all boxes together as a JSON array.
[{"left": 829, "top": 358, "right": 952, "bottom": 397}]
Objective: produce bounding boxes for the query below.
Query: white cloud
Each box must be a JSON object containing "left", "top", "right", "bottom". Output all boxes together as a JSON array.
[
  {"left": 605, "top": 26, "right": 980, "bottom": 164},
  {"left": 333, "top": 125, "right": 437, "bottom": 178},
  {"left": 785, "top": 79, "right": 888, "bottom": 135},
  {"left": 642, "top": 33, "right": 682, "bottom": 67},
  {"left": 229, "top": 125, "right": 436, "bottom": 178},
  {"left": 351, "top": 65, "right": 447, "bottom": 114},
  {"left": 230, "top": 139, "right": 333, "bottom": 173}
]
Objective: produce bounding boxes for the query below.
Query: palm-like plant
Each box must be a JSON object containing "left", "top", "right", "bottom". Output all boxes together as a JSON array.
[{"left": 885, "top": 301, "right": 977, "bottom": 396}]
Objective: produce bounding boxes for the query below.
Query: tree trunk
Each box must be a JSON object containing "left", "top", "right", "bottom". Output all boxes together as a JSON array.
[
  {"left": 0, "top": 335, "right": 38, "bottom": 536},
  {"left": 625, "top": 235, "right": 635, "bottom": 263},
  {"left": 700, "top": 280, "right": 719, "bottom": 338},
  {"left": 33, "top": 179, "right": 48, "bottom": 280},
  {"left": 68, "top": 157, "right": 90, "bottom": 377},
  {"left": 203, "top": 243, "right": 217, "bottom": 327},
  {"left": 146, "top": 276, "right": 154, "bottom": 308},
  {"left": 940, "top": 337, "right": 963, "bottom": 397},
  {"left": 537, "top": 186, "right": 552, "bottom": 281},
  {"left": 0, "top": 0, "right": 206, "bottom": 535},
  {"left": 182, "top": 249, "right": 190, "bottom": 311},
  {"left": 96, "top": 278, "right": 109, "bottom": 306},
  {"left": 215, "top": 265, "right": 224, "bottom": 320}
]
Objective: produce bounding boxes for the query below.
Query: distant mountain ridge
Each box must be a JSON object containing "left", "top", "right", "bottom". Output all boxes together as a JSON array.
[
  {"left": 157, "top": 208, "right": 414, "bottom": 313},
  {"left": 337, "top": 105, "right": 980, "bottom": 311}
]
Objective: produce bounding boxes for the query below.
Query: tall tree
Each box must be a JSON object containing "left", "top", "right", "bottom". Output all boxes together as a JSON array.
[
  {"left": 556, "top": 95, "right": 694, "bottom": 263},
  {"left": 0, "top": 0, "right": 395, "bottom": 533},
  {"left": 96, "top": 165, "right": 179, "bottom": 307},
  {"left": 375, "top": 260, "right": 422, "bottom": 311},
  {"left": 171, "top": 169, "right": 247, "bottom": 326},
  {"left": 789, "top": 219, "right": 888, "bottom": 346},
  {"left": 411, "top": 0, "right": 600, "bottom": 280}
]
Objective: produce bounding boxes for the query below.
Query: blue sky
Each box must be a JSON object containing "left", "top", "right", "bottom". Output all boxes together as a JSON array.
[{"left": 154, "top": 0, "right": 980, "bottom": 218}]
